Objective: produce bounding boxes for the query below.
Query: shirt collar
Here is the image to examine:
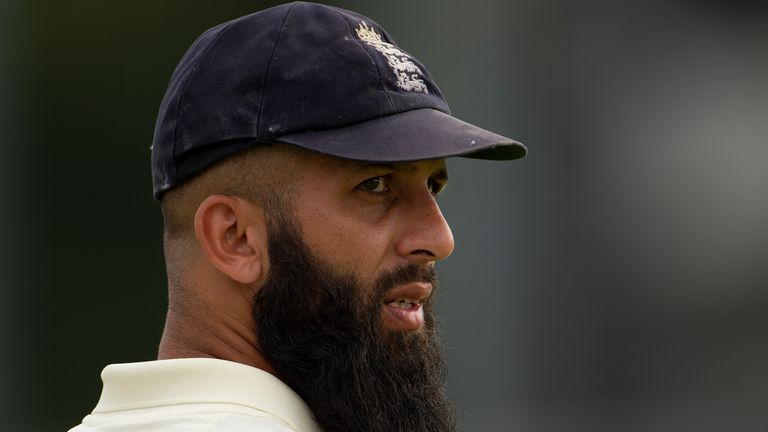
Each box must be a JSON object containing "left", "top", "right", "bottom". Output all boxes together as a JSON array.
[{"left": 93, "top": 358, "right": 320, "bottom": 432}]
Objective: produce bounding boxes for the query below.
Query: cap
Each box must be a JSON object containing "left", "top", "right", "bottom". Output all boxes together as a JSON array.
[{"left": 151, "top": 1, "right": 526, "bottom": 200}]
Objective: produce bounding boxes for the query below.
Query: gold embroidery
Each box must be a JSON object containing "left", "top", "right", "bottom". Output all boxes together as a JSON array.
[{"left": 355, "top": 22, "right": 428, "bottom": 94}]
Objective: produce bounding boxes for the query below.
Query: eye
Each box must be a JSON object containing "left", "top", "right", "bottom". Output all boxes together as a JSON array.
[
  {"left": 427, "top": 177, "right": 446, "bottom": 196},
  {"left": 358, "top": 176, "right": 388, "bottom": 193}
]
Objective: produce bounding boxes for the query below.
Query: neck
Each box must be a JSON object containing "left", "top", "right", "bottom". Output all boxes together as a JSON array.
[{"left": 157, "top": 293, "right": 277, "bottom": 376}]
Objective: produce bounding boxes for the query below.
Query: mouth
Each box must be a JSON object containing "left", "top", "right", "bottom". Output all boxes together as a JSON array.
[
  {"left": 381, "top": 283, "right": 431, "bottom": 331},
  {"left": 387, "top": 298, "right": 422, "bottom": 309}
]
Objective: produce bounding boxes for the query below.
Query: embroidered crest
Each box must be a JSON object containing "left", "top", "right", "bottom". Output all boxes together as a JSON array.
[{"left": 355, "top": 22, "right": 428, "bottom": 94}]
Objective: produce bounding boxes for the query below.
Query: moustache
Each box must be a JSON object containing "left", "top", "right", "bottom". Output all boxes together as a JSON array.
[{"left": 372, "top": 264, "right": 438, "bottom": 303}]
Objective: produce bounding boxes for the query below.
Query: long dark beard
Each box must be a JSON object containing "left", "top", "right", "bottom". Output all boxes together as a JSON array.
[{"left": 253, "top": 219, "right": 456, "bottom": 432}]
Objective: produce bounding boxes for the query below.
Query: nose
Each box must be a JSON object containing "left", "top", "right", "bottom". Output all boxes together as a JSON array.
[{"left": 396, "top": 190, "right": 455, "bottom": 264}]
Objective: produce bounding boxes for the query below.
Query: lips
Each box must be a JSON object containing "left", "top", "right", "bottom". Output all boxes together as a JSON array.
[{"left": 382, "top": 282, "right": 432, "bottom": 331}]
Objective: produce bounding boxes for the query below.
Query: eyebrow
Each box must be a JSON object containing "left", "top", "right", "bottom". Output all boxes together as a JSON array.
[
  {"left": 356, "top": 162, "right": 449, "bottom": 182},
  {"left": 432, "top": 167, "right": 449, "bottom": 183}
]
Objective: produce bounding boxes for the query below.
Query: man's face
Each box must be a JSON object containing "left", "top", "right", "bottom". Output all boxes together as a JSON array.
[
  {"left": 291, "top": 154, "right": 454, "bottom": 331},
  {"left": 252, "top": 154, "right": 456, "bottom": 431}
]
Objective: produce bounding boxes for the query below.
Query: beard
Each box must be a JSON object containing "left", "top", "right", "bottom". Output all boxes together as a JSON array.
[{"left": 253, "top": 217, "right": 456, "bottom": 432}]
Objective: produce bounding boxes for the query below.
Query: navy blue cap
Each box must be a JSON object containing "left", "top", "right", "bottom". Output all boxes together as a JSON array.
[{"left": 151, "top": 1, "right": 526, "bottom": 200}]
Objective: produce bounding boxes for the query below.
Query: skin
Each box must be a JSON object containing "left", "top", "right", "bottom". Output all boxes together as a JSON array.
[{"left": 158, "top": 152, "right": 454, "bottom": 373}]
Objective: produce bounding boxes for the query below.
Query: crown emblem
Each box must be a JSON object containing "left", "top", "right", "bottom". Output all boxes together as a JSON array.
[
  {"left": 355, "top": 21, "right": 428, "bottom": 94},
  {"left": 355, "top": 22, "right": 386, "bottom": 45}
]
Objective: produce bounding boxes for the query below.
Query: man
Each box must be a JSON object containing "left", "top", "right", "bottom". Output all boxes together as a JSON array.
[{"left": 70, "top": 2, "right": 525, "bottom": 432}]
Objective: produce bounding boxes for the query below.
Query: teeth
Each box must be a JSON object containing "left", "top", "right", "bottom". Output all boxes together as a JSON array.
[{"left": 389, "top": 298, "right": 419, "bottom": 309}]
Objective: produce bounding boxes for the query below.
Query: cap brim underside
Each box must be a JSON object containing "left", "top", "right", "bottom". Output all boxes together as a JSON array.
[{"left": 276, "top": 108, "right": 526, "bottom": 162}]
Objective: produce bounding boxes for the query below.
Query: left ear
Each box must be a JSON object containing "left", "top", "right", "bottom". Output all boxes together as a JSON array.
[{"left": 193, "top": 195, "right": 269, "bottom": 285}]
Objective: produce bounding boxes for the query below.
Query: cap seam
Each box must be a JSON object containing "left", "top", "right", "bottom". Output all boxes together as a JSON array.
[
  {"left": 333, "top": 9, "right": 396, "bottom": 113},
  {"left": 255, "top": 2, "right": 299, "bottom": 138},
  {"left": 172, "top": 22, "right": 235, "bottom": 179}
]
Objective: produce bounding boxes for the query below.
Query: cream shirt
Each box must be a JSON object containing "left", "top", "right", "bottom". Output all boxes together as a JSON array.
[{"left": 68, "top": 358, "right": 321, "bottom": 432}]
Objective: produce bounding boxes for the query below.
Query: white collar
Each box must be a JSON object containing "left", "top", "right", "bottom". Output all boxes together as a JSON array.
[{"left": 93, "top": 358, "right": 320, "bottom": 432}]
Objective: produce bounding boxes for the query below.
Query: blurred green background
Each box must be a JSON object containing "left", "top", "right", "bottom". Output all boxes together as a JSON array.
[{"left": 2, "top": 1, "right": 768, "bottom": 431}]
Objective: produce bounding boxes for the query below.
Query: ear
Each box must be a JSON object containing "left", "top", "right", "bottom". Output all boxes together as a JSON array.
[{"left": 193, "top": 195, "right": 269, "bottom": 285}]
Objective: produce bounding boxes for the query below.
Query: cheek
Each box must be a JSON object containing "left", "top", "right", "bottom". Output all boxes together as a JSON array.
[{"left": 298, "top": 201, "right": 391, "bottom": 278}]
